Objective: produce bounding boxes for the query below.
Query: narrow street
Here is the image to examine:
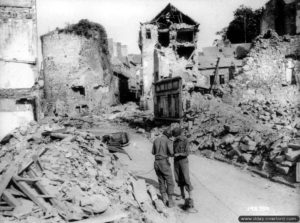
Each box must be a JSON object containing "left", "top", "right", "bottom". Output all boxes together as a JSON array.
[{"left": 90, "top": 123, "right": 300, "bottom": 223}]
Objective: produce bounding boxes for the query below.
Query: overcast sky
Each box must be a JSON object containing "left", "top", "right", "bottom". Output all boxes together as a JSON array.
[{"left": 36, "top": 0, "right": 268, "bottom": 54}]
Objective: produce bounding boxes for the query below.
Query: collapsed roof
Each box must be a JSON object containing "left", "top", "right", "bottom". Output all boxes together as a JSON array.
[{"left": 147, "top": 3, "right": 199, "bottom": 27}]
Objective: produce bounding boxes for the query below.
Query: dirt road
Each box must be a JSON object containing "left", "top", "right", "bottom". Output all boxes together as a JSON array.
[{"left": 90, "top": 124, "right": 300, "bottom": 223}]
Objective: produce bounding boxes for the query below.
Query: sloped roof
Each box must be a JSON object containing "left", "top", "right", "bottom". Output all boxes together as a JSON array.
[
  {"left": 198, "top": 43, "right": 250, "bottom": 69},
  {"left": 148, "top": 3, "right": 198, "bottom": 25},
  {"left": 128, "top": 54, "right": 142, "bottom": 65},
  {"left": 198, "top": 56, "right": 243, "bottom": 69}
]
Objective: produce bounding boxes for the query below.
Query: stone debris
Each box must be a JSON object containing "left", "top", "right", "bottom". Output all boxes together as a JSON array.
[{"left": 0, "top": 118, "right": 171, "bottom": 223}]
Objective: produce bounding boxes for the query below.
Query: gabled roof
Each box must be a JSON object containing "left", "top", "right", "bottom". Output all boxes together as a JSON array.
[
  {"left": 148, "top": 3, "right": 198, "bottom": 26},
  {"left": 198, "top": 56, "right": 243, "bottom": 69}
]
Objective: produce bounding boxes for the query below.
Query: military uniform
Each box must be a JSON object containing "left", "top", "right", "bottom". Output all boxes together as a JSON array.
[
  {"left": 152, "top": 133, "right": 175, "bottom": 206},
  {"left": 173, "top": 133, "right": 193, "bottom": 195}
]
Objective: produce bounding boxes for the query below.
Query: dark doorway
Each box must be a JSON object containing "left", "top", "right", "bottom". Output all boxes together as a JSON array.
[{"left": 158, "top": 30, "right": 170, "bottom": 47}]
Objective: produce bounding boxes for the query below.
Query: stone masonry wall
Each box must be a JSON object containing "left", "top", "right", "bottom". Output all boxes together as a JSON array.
[{"left": 42, "top": 30, "right": 117, "bottom": 116}]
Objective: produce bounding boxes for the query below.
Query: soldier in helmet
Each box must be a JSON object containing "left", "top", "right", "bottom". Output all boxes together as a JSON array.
[
  {"left": 172, "top": 127, "right": 193, "bottom": 202},
  {"left": 152, "top": 128, "right": 175, "bottom": 207}
]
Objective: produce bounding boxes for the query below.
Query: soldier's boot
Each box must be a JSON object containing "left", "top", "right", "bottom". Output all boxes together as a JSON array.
[
  {"left": 180, "top": 186, "right": 185, "bottom": 199},
  {"left": 162, "top": 193, "right": 168, "bottom": 206},
  {"left": 167, "top": 194, "right": 175, "bottom": 208}
]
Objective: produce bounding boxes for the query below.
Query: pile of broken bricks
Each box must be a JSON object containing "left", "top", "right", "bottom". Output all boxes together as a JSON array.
[
  {"left": 186, "top": 98, "right": 300, "bottom": 184},
  {"left": 144, "top": 94, "right": 300, "bottom": 185},
  {"left": 0, "top": 119, "right": 172, "bottom": 223}
]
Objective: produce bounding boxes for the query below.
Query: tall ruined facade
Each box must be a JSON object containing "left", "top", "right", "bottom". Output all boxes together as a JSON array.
[
  {"left": 261, "top": 0, "right": 300, "bottom": 35},
  {"left": 0, "top": 0, "right": 39, "bottom": 139},
  {"left": 41, "top": 20, "right": 118, "bottom": 116},
  {"left": 139, "top": 4, "right": 199, "bottom": 110}
]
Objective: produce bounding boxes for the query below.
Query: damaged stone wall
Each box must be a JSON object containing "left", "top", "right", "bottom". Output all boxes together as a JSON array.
[
  {"left": 221, "top": 30, "right": 300, "bottom": 110},
  {"left": 297, "top": 0, "right": 300, "bottom": 33},
  {"left": 140, "top": 24, "right": 158, "bottom": 99},
  {"left": 0, "top": 0, "right": 38, "bottom": 140},
  {"left": 234, "top": 31, "right": 300, "bottom": 93},
  {"left": 41, "top": 20, "right": 118, "bottom": 116},
  {"left": 140, "top": 4, "right": 199, "bottom": 111},
  {"left": 261, "top": 0, "right": 300, "bottom": 35}
]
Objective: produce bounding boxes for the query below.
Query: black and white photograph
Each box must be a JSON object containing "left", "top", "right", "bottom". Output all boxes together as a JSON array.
[{"left": 0, "top": 0, "right": 299, "bottom": 222}]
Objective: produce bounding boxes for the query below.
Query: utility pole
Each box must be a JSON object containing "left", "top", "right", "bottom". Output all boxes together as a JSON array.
[{"left": 244, "top": 15, "right": 247, "bottom": 43}]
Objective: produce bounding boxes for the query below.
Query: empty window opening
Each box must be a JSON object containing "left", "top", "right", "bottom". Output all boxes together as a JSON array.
[
  {"left": 81, "top": 105, "right": 89, "bottom": 114},
  {"left": 219, "top": 75, "right": 225, "bottom": 84},
  {"left": 16, "top": 98, "right": 37, "bottom": 121},
  {"left": 177, "top": 46, "right": 195, "bottom": 59},
  {"left": 75, "top": 106, "right": 81, "bottom": 113},
  {"left": 71, "top": 86, "right": 85, "bottom": 96},
  {"left": 158, "top": 31, "right": 170, "bottom": 47},
  {"left": 154, "top": 71, "right": 159, "bottom": 82},
  {"left": 176, "top": 29, "right": 194, "bottom": 43},
  {"left": 210, "top": 75, "right": 215, "bottom": 86},
  {"left": 75, "top": 105, "right": 89, "bottom": 114},
  {"left": 146, "top": 29, "right": 151, "bottom": 39}
]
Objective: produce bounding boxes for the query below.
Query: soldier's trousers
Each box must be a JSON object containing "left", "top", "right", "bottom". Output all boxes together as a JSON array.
[
  {"left": 154, "top": 159, "right": 175, "bottom": 196},
  {"left": 174, "top": 157, "right": 193, "bottom": 192}
]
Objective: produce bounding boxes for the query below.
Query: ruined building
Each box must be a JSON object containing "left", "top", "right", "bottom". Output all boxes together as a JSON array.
[
  {"left": 0, "top": 0, "right": 40, "bottom": 139},
  {"left": 108, "top": 39, "right": 141, "bottom": 104},
  {"left": 139, "top": 3, "right": 199, "bottom": 110},
  {"left": 261, "top": 0, "right": 300, "bottom": 35},
  {"left": 41, "top": 20, "right": 118, "bottom": 116},
  {"left": 198, "top": 43, "right": 251, "bottom": 87}
]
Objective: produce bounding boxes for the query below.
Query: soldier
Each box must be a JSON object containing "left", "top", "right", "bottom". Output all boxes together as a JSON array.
[
  {"left": 172, "top": 127, "right": 193, "bottom": 201},
  {"left": 152, "top": 128, "right": 175, "bottom": 207}
]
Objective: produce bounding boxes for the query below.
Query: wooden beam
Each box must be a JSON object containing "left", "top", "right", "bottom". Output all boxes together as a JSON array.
[
  {"left": 14, "top": 176, "right": 40, "bottom": 182},
  {"left": 0, "top": 163, "right": 17, "bottom": 198},
  {"left": 12, "top": 177, "right": 52, "bottom": 212},
  {"left": 0, "top": 206, "right": 14, "bottom": 211},
  {"left": 2, "top": 190, "right": 20, "bottom": 207},
  {"left": 297, "top": 162, "right": 300, "bottom": 183},
  {"left": 5, "top": 187, "right": 26, "bottom": 197},
  {"left": 27, "top": 169, "right": 71, "bottom": 220},
  {"left": 18, "top": 147, "right": 48, "bottom": 175}
]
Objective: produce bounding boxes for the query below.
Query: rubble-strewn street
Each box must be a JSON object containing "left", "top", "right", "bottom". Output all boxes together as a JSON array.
[
  {"left": 0, "top": 0, "right": 300, "bottom": 222},
  {"left": 0, "top": 118, "right": 176, "bottom": 223},
  {"left": 90, "top": 123, "right": 300, "bottom": 223}
]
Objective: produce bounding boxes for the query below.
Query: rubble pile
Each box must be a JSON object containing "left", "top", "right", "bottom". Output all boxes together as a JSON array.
[
  {"left": 173, "top": 30, "right": 300, "bottom": 183},
  {"left": 145, "top": 92, "right": 300, "bottom": 183},
  {"left": 236, "top": 30, "right": 296, "bottom": 89},
  {"left": 188, "top": 92, "right": 300, "bottom": 182},
  {"left": 0, "top": 119, "right": 169, "bottom": 223}
]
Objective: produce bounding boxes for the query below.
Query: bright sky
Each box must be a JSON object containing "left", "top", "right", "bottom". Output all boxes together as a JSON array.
[{"left": 36, "top": 0, "right": 268, "bottom": 54}]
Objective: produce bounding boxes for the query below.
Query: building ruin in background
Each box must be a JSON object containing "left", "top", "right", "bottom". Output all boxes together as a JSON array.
[
  {"left": 261, "top": 0, "right": 300, "bottom": 35},
  {"left": 139, "top": 3, "right": 199, "bottom": 110},
  {"left": 198, "top": 43, "right": 251, "bottom": 87},
  {"left": 41, "top": 20, "right": 118, "bottom": 116},
  {"left": 0, "top": 0, "right": 40, "bottom": 139},
  {"left": 108, "top": 39, "right": 142, "bottom": 104}
]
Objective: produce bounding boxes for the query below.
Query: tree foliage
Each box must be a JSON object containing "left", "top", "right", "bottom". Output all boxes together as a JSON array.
[{"left": 218, "top": 5, "right": 263, "bottom": 44}]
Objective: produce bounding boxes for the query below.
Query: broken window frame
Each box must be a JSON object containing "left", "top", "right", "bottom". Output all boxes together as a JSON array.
[
  {"left": 176, "top": 29, "right": 194, "bottom": 43},
  {"left": 176, "top": 46, "right": 195, "bottom": 59},
  {"left": 146, "top": 29, "right": 151, "bottom": 39},
  {"left": 71, "top": 86, "right": 86, "bottom": 96},
  {"left": 219, "top": 74, "right": 225, "bottom": 85}
]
